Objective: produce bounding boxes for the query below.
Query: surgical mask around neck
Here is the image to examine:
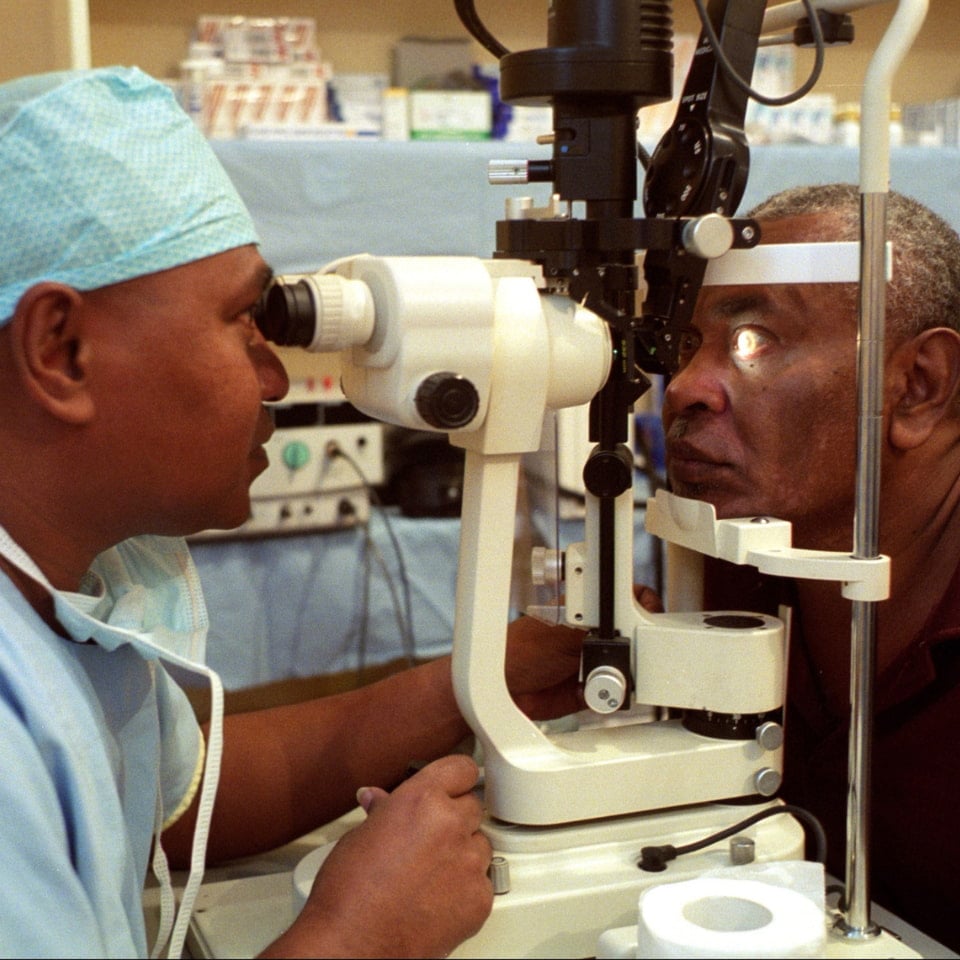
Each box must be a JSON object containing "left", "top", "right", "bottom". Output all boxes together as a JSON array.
[
  {"left": 55, "top": 535, "right": 209, "bottom": 664},
  {"left": 0, "top": 526, "right": 207, "bottom": 663}
]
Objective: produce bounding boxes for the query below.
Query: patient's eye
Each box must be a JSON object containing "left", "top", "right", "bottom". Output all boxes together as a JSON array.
[
  {"left": 731, "top": 325, "right": 773, "bottom": 363},
  {"left": 675, "top": 327, "right": 703, "bottom": 368}
]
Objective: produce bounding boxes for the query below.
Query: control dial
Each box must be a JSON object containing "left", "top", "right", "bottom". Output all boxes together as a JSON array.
[{"left": 414, "top": 372, "right": 480, "bottom": 429}]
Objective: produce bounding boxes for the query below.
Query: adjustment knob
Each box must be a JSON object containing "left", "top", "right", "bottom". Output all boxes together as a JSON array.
[
  {"left": 682, "top": 213, "right": 735, "bottom": 259},
  {"left": 754, "top": 767, "right": 782, "bottom": 797},
  {"left": 531, "top": 547, "right": 563, "bottom": 587},
  {"left": 414, "top": 372, "right": 480, "bottom": 429},
  {"left": 488, "top": 856, "right": 511, "bottom": 895},
  {"left": 582, "top": 444, "right": 634, "bottom": 498},
  {"left": 755, "top": 720, "right": 784, "bottom": 751},
  {"left": 282, "top": 440, "right": 311, "bottom": 471},
  {"left": 583, "top": 665, "right": 628, "bottom": 714}
]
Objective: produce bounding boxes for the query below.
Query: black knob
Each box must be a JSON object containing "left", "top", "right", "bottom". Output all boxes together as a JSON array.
[
  {"left": 415, "top": 373, "right": 480, "bottom": 429},
  {"left": 582, "top": 444, "right": 634, "bottom": 498}
]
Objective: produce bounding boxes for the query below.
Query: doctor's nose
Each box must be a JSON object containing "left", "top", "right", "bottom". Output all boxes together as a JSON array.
[{"left": 252, "top": 333, "right": 290, "bottom": 404}]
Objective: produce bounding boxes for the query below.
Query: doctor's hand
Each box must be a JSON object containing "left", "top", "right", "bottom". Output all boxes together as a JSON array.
[
  {"left": 262, "top": 754, "right": 491, "bottom": 959},
  {"left": 504, "top": 584, "right": 662, "bottom": 721}
]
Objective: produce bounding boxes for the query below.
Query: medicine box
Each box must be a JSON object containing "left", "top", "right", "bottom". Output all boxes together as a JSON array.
[{"left": 408, "top": 90, "right": 491, "bottom": 140}]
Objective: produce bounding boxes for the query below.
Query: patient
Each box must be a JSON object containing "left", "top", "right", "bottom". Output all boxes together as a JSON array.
[{"left": 663, "top": 183, "right": 960, "bottom": 950}]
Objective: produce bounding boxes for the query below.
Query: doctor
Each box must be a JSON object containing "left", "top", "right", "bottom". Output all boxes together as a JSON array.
[{"left": 0, "top": 67, "right": 585, "bottom": 959}]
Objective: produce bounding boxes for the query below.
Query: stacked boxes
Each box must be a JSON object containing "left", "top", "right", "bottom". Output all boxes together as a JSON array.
[
  {"left": 199, "top": 14, "right": 320, "bottom": 64},
  {"left": 180, "top": 15, "right": 334, "bottom": 139},
  {"left": 392, "top": 37, "right": 492, "bottom": 141},
  {"left": 179, "top": 21, "right": 496, "bottom": 140}
]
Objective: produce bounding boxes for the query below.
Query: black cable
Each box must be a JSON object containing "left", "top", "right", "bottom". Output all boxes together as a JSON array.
[
  {"left": 355, "top": 518, "right": 373, "bottom": 680},
  {"left": 330, "top": 445, "right": 417, "bottom": 668},
  {"left": 826, "top": 880, "right": 848, "bottom": 911},
  {"left": 361, "top": 520, "right": 415, "bottom": 669},
  {"left": 691, "top": 0, "right": 826, "bottom": 107},
  {"left": 638, "top": 803, "right": 828, "bottom": 872},
  {"left": 454, "top": 0, "right": 509, "bottom": 60},
  {"left": 369, "top": 497, "right": 417, "bottom": 666}
]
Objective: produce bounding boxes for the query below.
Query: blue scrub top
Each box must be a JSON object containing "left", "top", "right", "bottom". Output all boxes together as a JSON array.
[{"left": 0, "top": 573, "right": 203, "bottom": 957}]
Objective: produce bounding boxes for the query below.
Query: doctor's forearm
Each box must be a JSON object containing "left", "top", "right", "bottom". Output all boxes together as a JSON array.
[{"left": 167, "top": 655, "right": 470, "bottom": 866}]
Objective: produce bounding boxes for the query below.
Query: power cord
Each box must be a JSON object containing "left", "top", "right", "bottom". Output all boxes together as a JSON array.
[
  {"left": 638, "top": 803, "right": 827, "bottom": 872},
  {"left": 691, "top": 0, "right": 827, "bottom": 107},
  {"left": 326, "top": 441, "right": 418, "bottom": 672}
]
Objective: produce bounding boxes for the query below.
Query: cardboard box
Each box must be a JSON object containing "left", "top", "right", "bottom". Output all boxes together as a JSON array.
[
  {"left": 392, "top": 36, "right": 473, "bottom": 88},
  {"left": 203, "top": 78, "right": 328, "bottom": 139},
  {"left": 197, "top": 15, "right": 319, "bottom": 65},
  {"left": 408, "top": 90, "right": 491, "bottom": 141}
]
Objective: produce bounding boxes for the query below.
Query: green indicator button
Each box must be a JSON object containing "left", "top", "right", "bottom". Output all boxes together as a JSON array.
[{"left": 282, "top": 440, "right": 311, "bottom": 471}]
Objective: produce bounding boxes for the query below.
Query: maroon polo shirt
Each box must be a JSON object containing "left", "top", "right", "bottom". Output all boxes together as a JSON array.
[{"left": 702, "top": 556, "right": 960, "bottom": 952}]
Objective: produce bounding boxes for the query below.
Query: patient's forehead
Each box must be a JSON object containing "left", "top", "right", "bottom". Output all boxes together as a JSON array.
[{"left": 754, "top": 211, "right": 847, "bottom": 245}]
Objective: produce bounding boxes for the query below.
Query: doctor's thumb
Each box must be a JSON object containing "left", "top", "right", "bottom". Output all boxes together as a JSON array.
[{"left": 356, "top": 785, "right": 389, "bottom": 813}]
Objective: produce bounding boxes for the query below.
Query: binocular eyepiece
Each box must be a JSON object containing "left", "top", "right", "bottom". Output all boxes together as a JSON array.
[
  {"left": 254, "top": 272, "right": 376, "bottom": 353},
  {"left": 255, "top": 277, "right": 319, "bottom": 349}
]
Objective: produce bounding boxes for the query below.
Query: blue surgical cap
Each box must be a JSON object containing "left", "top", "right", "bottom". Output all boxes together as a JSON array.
[{"left": 0, "top": 66, "right": 259, "bottom": 323}]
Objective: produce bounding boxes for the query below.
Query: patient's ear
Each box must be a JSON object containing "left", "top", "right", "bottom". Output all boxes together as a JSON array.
[
  {"left": 7, "top": 283, "right": 96, "bottom": 424},
  {"left": 888, "top": 327, "right": 960, "bottom": 450}
]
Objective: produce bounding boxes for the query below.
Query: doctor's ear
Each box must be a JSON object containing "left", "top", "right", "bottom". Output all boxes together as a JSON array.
[
  {"left": 7, "top": 283, "right": 96, "bottom": 425},
  {"left": 887, "top": 327, "right": 960, "bottom": 451}
]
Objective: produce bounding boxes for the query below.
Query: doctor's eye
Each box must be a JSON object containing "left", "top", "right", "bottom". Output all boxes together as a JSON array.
[{"left": 233, "top": 307, "right": 261, "bottom": 341}]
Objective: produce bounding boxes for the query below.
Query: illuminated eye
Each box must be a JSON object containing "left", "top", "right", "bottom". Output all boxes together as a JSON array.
[{"left": 732, "top": 326, "right": 770, "bottom": 361}]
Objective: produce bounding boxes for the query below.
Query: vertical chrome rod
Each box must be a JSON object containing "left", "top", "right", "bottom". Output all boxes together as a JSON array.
[
  {"left": 840, "top": 190, "right": 886, "bottom": 938},
  {"left": 839, "top": 0, "right": 927, "bottom": 938}
]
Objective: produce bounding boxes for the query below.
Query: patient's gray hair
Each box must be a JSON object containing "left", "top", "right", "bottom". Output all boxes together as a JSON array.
[{"left": 747, "top": 183, "right": 960, "bottom": 341}]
